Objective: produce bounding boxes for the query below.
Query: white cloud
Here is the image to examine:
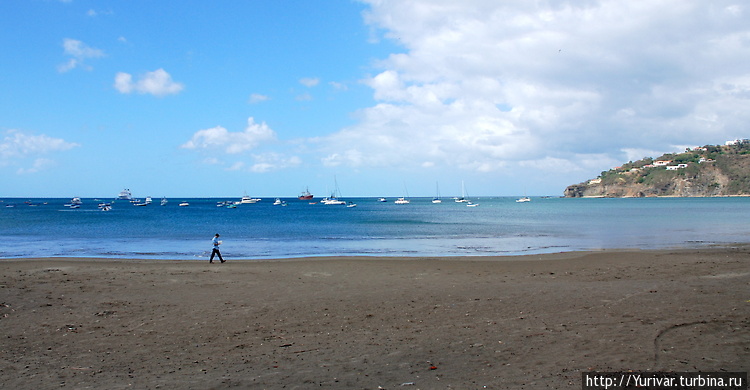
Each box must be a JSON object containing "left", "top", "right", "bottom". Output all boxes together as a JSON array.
[
  {"left": 57, "top": 38, "right": 104, "bottom": 72},
  {"left": 320, "top": 0, "right": 750, "bottom": 176},
  {"left": 249, "top": 153, "right": 302, "bottom": 173},
  {"left": 300, "top": 77, "right": 320, "bottom": 87},
  {"left": 114, "top": 68, "right": 184, "bottom": 97},
  {"left": 181, "top": 117, "right": 277, "bottom": 154},
  {"left": 0, "top": 130, "right": 79, "bottom": 173},
  {"left": 248, "top": 93, "right": 270, "bottom": 103}
]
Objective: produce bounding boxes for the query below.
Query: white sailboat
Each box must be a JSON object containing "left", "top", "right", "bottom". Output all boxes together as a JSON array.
[
  {"left": 461, "top": 181, "right": 479, "bottom": 207},
  {"left": 432, "top": 182, "right": 442, "bottom": 203},
  {"left": 394, "top": 183, "right": 410, "bottom": 204},
  {"left": 322, "top": 177, "right": 347, "bottom": 205},
  {"left": 394, "top": 197, "right": 410, "bottom": 204},
  {"left": 454, "top": 181, "right": 470, "bottom": 203}
]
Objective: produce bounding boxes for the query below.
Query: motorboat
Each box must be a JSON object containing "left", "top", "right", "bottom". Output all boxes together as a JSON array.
[
  {"left": 273, "top": 198, "right": 283, "bottom": 205},
  {"left": 240, "top": 194, "right": 259, "bottom": 204},
  {"left": 178, "top": 202, "right": 189, "bottom": 207},
  {"left": 516, "top": 197, "right": 531, "bottom": 203}
]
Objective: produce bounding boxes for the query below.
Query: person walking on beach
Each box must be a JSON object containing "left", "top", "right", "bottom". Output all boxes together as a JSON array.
[{"left": 210, "top": 233, "right": 225, "bottom": 263}]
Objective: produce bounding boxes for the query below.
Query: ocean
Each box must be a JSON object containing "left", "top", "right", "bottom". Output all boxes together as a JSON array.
[{"left": 2, "top": 196, "right": 749, "bottom": 260}]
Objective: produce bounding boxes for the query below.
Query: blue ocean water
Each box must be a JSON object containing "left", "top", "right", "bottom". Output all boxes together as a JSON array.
[{"left": 1, "top": 196, "right": 749, "bottom": 260}]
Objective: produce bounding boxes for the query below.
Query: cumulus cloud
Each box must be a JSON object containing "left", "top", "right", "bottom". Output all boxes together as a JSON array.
[
  {"left": 58, "top": 38, "right": 104, "bottom": 72},
  {"left": 320, "top": 0, "right": 750, "bottom": 175},
  {"left": 0, "top": 130, "right": 79, "bottom": 173},
  {"left": 181, "top": 117, "right": 277, "bottom": 154},
  {"left": 114, "top": 68, "right": 184, "bottom": 97}
]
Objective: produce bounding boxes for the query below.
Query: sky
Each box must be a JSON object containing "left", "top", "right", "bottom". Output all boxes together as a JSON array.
[{"left": 1, "top": 0, "right": 749, "bottom": 198}]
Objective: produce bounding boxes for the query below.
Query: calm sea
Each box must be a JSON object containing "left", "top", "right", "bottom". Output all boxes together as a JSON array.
[{"left": 1, "top": 196, "right": 749, "bottom": 260}]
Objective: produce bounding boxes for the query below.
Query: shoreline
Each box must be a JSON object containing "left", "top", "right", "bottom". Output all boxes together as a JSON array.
[{"left": 2, "top": 248, "right": 748, "bottom": 388}]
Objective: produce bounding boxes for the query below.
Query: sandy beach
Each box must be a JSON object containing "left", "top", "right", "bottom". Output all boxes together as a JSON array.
[{"left": 1, "top": 248, "right": 748, "bottom": 389}]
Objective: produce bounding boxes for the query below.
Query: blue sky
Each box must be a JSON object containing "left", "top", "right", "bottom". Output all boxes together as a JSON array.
[{"left": 2, "top": 1, "right": 749, "bottom": 198}]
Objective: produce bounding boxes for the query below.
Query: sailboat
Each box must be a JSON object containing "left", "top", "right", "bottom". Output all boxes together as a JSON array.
[
  {"left": 394, "top": 183, "right": 410, "bottom": 204},
  {"left": 432, "top": 182, "right": 442, "bottom": 203},
  {"left": 461, "top": 181, "right": 479, "bottom": 207},
  {"left": 321, "top": 176, "right": 347, "bottom": 205},
  {"left": 454, "top": 181, "right": 470, "bottom": 203}
]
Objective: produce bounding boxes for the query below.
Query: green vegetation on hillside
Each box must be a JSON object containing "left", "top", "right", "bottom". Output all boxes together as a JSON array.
[{"left": 565, "top": 140, "right": 750, "bottom": 197}]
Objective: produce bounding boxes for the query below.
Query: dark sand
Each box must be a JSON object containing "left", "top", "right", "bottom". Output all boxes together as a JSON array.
[{"left": 1, "top": 248, "right": 748, "bottom": 389}]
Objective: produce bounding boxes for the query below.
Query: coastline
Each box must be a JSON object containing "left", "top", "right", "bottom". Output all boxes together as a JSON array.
[{"left": 1, "top": 248, "right": 748, "bottom": 389}]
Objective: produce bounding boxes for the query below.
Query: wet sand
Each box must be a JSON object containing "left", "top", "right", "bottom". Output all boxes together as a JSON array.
[{"left": 1, "top": 248, "right": 748, "bottom": 389}]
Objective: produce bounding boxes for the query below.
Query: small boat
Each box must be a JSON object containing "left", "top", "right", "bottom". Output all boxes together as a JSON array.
[
  {"left": 160, "top": 197, "right": 168, "bottom": 206},
  {"left": 516, "top": 196, "right": 531, "bottom": 203},
  {"left": 322, "top": 176, "right": 346, "bottom": 205},
  {"left": 273, "top": 198, "right": 283, "bottom": 205},
  {"left": 378, "top": 197, "right": 387, "bottom": 202},
  {"left": 226, "top": 203, "right": 237, "bottom": 209},
  {"left": 346, "top": 201, "right": 357, "bottom": 208},
  {"left": 240, "top": 194, "right": 260, "bottom": 204},
  {"left": 70, "top": 197, "right": 82, "bottom": 205},
  {"left": 460, "top": 181, "right": 478, "bottom": 207},
  {"left": 145, "top": 196, "right": 153, "bottom": 204},
  {"left": 321, "top": 197, "right": 346, "bottom": 205},
  {"left": 394, "top": 197, "right": 410, "bottom": 204},
  {"left": 298, "top": 187, "right": 314, "bottom": 200},
  {"left": 178, "top": 202, "right": 190, "bottom": 207},
  {"left": 432, "top": 182, "right": 442, "bottom": 203},
  {"left": 98, "top": 203, "right": 112, "bottom": 211}
]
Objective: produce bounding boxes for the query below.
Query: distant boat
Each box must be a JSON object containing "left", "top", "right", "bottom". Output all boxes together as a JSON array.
[
  {"left": 394, "top": 197, "right": 410, "bottom": 204},
  {"left": 322, "top": 176, "right": 347, "bottom": 205},
  {"left": 346, "top": 201, "right": 357, "bottom": 208},
  {"left": 516, "top": 196, "right": 531, "bottom": 203},
  {"left": 160, "top": 197, "right": 168, "bottom": 206},
  {"left": 298, "top": 187, "right": 314, "bottom": 200},
  {"left": 273, "top": 198, "right": 284, "bottom": 206},
  {"left": 432, "top": 182, "right": 442, "bottom": 203},
  {"left": 178, "top": 202, "right": 189, "bottom": 207},
  {"left": 378, "top": 197, "right": 387, "bottom": 202},
  {"left": 460, "top": 181, "right": 479, "bottom": 207},
  {"left": 240, "top": 194, "right": 259, "bottom": 204},
  {"left": 395, "top": 183, "right": 411, "bottom": 204},
  {"left": 454, "top": 181, "right": 470, "bottom": 203},
  {"left": 117, "top": 189, "right": 132, "bottom": 200},
  {"left": 64, "top": 197, "right": 82, "bottom": 208},
  {"left": 145, "top": 196, "right": 153, "bottom": 204}
]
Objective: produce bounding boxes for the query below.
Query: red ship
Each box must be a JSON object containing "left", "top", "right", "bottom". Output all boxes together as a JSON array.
[{"left": 298, "top": 187, "right": 314, "bottom": 200}]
